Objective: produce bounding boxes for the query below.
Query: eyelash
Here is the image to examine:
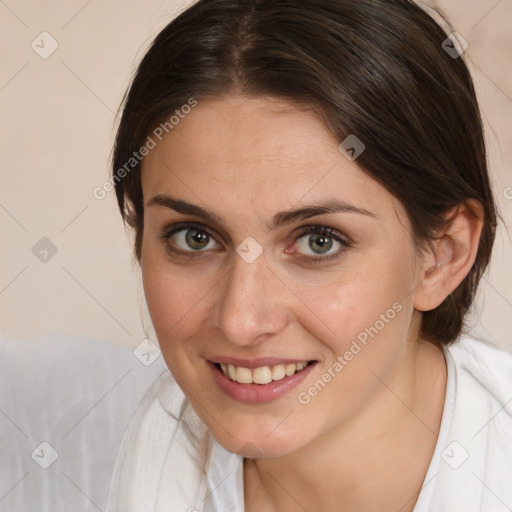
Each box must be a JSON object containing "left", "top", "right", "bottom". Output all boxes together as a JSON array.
[
  {"left": 291, "top": 225, "right": 351, "bottom": 263},
  {"left": 159, "top": 221, "right": 352, "bottom": 264}
]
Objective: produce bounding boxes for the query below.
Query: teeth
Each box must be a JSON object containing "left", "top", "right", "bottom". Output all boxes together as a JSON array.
[
  {"left": 218, "top": 361, "right": 310, "bottom": 384},
  {"left": 271, "top": 364, "right": 286, "bottom": 380},
  {"left": 285, "top": 363, "right": 296, "bottom": 376},
  {"left": 253, "top": 366, "right": 272, "bottom": 384},
  {"left": 235, "top": 366, "right": 252, "bottom": 384}
]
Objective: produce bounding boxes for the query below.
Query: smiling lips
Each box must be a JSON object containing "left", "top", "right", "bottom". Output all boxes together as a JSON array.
[
  {"left": 217, "top": 361, "right": 311, "bottom": 384},
  {"left": 209, "top": 358, "right": 317, "bottom": 403}
]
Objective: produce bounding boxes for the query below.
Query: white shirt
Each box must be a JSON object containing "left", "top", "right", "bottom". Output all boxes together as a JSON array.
[{"left": 106, "top": 335, "right": 512, "bottom": 511}]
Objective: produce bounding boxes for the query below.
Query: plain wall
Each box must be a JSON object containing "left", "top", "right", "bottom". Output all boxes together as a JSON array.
[{"left": 1, "top": 0, "right": 511, "bottom": 350}]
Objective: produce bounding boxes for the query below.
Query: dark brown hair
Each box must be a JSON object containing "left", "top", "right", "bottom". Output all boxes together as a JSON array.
[{"left": 112, "top": 0, "right": 497, "bottom": 345}]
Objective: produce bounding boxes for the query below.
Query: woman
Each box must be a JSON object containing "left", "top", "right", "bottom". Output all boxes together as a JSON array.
[{"left": 106, "top": 0, "right": 512, "bottom": 510}]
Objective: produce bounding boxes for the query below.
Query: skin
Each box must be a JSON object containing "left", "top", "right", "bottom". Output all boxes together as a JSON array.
[{"left": 139, "top": 95, "right": 483, "bottom": 511}]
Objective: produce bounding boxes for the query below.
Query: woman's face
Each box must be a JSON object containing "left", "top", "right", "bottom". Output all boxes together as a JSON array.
[{"left": 140, "top": 95, "right": 427, "bottom": 458}]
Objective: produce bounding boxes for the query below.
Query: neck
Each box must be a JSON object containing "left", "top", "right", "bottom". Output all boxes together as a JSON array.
[{"left": 244, "top": 337, "right": 447, "bottom": 512}]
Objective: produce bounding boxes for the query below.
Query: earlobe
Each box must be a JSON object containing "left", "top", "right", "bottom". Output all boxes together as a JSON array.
[{"left": 414, "top": 200, "right": 484, "bottom": 312}]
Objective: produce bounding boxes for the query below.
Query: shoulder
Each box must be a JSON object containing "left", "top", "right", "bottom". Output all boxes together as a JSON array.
[
  {"left": 445, "top": 336, "right": 512, "bottom": 427},
  {"left": 429, "top": 336, "right": 512, "bottom": 509},
  {"left": 118, "top": 369, "right": 193, "bottom": 447},
  {"left": 446, "top": 335, "right": 512, "bottom": 407},
  {"left": 106, "top": 367, "right": 212, "bottom": 511},
  {"left": 448, "top": 334, "right": 512, "bottom": 365}
]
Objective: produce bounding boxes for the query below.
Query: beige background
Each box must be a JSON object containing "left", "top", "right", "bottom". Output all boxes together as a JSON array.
[{"left": 0, "top": 0, "right": 511, "bottom": 350}]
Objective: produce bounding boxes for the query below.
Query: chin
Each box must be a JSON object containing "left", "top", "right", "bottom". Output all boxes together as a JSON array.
[{"left": 212, "top": 427, "right": 305, "bottom": 459}]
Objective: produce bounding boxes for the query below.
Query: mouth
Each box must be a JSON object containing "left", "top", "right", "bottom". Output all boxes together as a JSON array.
[
  {"left": 207, "top": 359, "right": 318, "bottom": 404},
  {"left": 213, "top": 360, "right": 314, "bottom": 384}
]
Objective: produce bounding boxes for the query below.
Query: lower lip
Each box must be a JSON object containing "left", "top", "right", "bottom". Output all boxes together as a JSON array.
[{"left": 208, "top": 361, "right": 317, "bottom": 404}]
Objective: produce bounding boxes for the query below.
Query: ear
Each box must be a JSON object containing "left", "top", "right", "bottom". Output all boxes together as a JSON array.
[{"left": 414, "top": 200, "right": 484, "bottom": 312}]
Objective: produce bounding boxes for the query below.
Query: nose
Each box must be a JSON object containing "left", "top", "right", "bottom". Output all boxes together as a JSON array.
[{"left": 212, "top": 250, "right": 290, "bottom": 347}]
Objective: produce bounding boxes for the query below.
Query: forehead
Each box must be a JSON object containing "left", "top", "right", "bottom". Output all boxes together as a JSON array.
[{"left": 141, "top": 95, "right": 403, "bottom": 223}]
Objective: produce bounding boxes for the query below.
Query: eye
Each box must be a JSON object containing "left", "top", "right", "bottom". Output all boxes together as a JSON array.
[
  {"left": 289, "top": 225, "right": 351, "bottom": 262},
  {"left": 160, "top": 222, "right": 221, "bottom": 253}
]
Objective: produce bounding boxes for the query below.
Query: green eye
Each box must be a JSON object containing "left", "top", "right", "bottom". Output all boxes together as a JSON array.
[
  {"left": 307, "top": 232, "right": 333, "bottom": 254},
  {"left": 293, "top": 225, "right": 351, "bottom": 262},
  {"left": 161, "top": 223, "right": 221, "bottom": 253},
  {"left": 184, "top": 229, "right": 210, "bottom": 250}
]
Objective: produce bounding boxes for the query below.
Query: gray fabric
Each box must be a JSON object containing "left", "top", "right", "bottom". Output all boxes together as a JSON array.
[{"left": 0, "top": 334, "right": 167, "bottom": 512}]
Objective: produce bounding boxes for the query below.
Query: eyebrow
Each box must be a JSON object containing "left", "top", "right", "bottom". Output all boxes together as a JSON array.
[{"left": 146, "top": 194, "right": 375, "bottom": 229}]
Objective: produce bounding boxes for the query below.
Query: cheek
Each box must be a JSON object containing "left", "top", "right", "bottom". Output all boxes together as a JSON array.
[
  {"left": 299, "top": 263, "right": 412, "bottom": 350},
  {"left": 142, "top": 263, "right": 218, "bottom": 387},
  {"left": 141, "top": 258, "right": 207, "bottom": 347},
  {"left": 289, "top": 269, "right": 413, "bottom": 431},
  {"left": 292, "top": 257, "right": 418, "bottom": 406}
]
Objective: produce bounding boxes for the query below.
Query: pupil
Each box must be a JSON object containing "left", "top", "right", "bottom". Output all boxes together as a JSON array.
[
  {"left": 186, "top": 229, "right": 208, "bottom": 249},
  {"left": 309, "top": 233, "right": 332, "bottom": 254}
]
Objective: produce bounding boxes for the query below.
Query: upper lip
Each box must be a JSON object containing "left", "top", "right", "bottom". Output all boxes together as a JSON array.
[{"left": 209, "top": 357, "right": 315, "bottom": 369}]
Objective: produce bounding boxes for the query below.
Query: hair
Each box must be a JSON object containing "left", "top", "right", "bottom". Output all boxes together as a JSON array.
[{"left": 112, "top": 0, "right": 497, "bottom": 345}]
